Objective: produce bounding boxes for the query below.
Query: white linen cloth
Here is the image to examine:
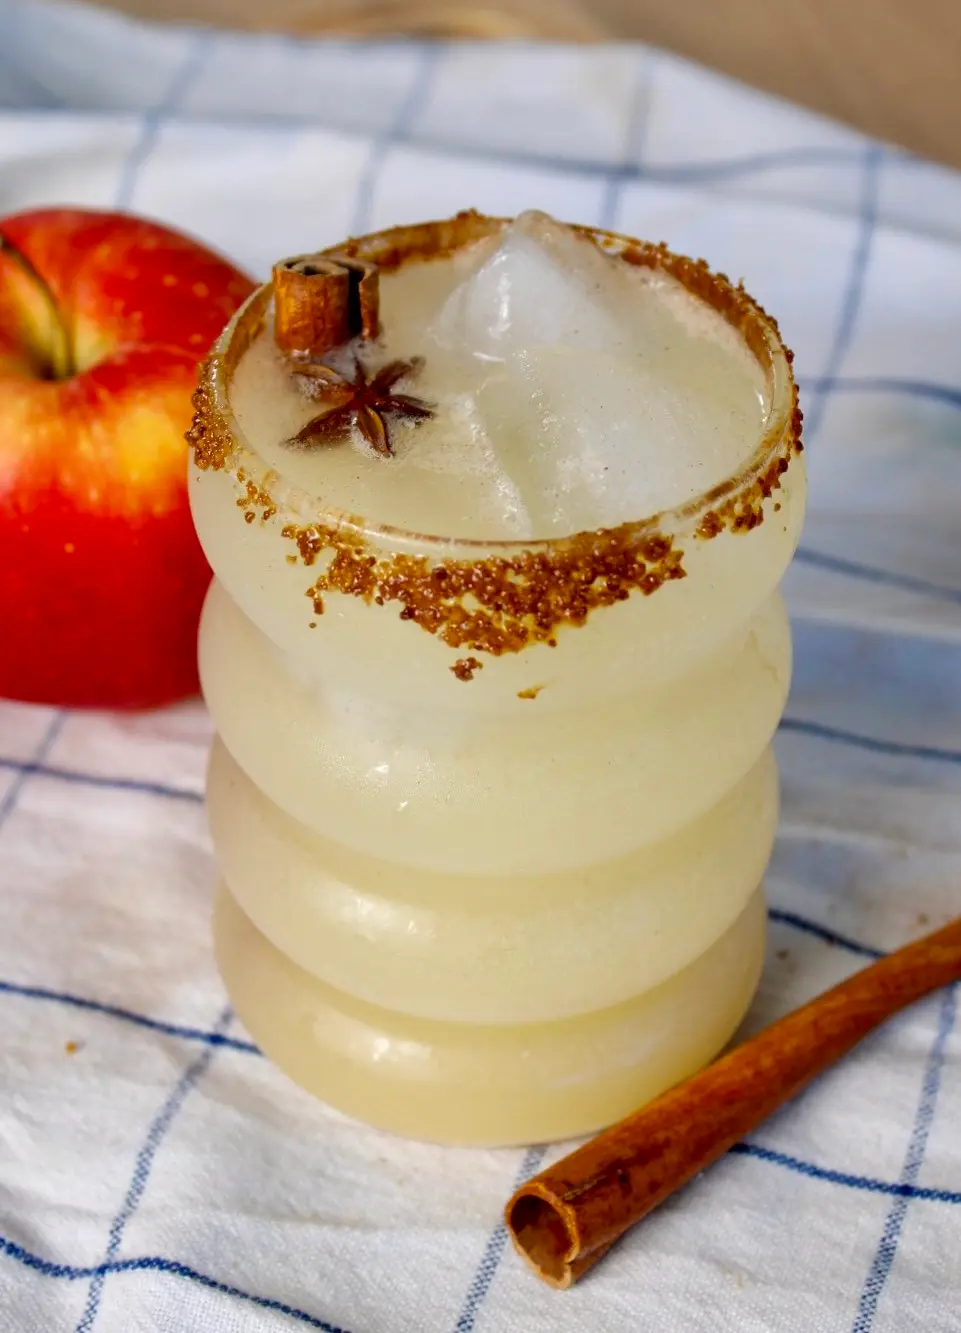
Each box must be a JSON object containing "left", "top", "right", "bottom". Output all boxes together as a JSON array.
[{"left": 1, "top": 3, "right": 960, "bottom": 1330}]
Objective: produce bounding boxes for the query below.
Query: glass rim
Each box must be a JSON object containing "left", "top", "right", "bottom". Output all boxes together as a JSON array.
[{"left": 196, "top": 211, "right": 801, "bottom": 556}]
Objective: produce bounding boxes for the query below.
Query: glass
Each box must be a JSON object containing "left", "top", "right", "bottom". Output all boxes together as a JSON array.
[{"left": 188, "top": 213, "right": 805, "bottom": 1145}]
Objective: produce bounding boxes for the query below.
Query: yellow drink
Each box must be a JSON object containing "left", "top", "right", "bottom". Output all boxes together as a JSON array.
[{"left": 188, "top": 211, "right": 805, "bottom": 1144}]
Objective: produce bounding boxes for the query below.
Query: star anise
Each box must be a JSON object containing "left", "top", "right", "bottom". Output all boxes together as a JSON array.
[{"left": 289, "top": 353, "right": 433, "bottom": 458}]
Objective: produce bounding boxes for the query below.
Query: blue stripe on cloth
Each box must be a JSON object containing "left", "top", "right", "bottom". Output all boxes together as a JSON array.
[
  {"left": 851, "top": 983, "right": 959, "bottom": 1331},
  {"left": 350, "top": 44, "right": 442, "bottom": 237},
  {"left": 804, "top": 144, "right": 883, "bottom": 441},
  {"left": 74, "top": 1005, "right": 234, "bottom": 1331},
  {"left": 0, "top": 977, "right": 259, "bottom": 1053},
  {"left": 452, "top": 1145, "right": 547, "bottom": 1333},
  {"left": 0, "top": 714, "right": 65, "bottom": 836},
  {"left": 638, "top": 144, "right": 871, "bottom": 181},
  {"left": 0, "top": 901, "right": 880, "bottom": 1053},
  {"left": 599, "top": 49, "right": 651, "bottom": 231},
  {"left": 115, "top": 31, "right": 211, "bottom": 210},
  {"left": 797, "top": 375, "right": 961, "bottom": 412},
  {"left": 0, "top": 1236, "right": 350, "bottom": 1332},
  {"left": 42, "top": 93, "right": 863, "bottom": 179},
  {"left": 793, "top": 547, "right": 961, "bottom": 605},
  {"left": 779, "top": 718, "right": 961, "bottom": 766},
  {"left": 3, "top": 1140, "right": 959, "bottom": 1301},
  {"left": 4, "top": 705, "right": 958, "bottom": 819},
  {"left": 0, "top": 901, "right": 873, "bottom": 1057},
  {"left": 731, "top": 1141, "right": 961, "bottom": 1206},
  {"left": 0, "top": 755, "right": 203, "bottom": 803},
  {"left": 767, "top": 909, "right": 886, "bottom": 961},
  {"left": 70, "top": 120, "right": 869, "bottom": 185}
]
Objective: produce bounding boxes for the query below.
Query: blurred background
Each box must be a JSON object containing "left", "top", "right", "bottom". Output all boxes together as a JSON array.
[{"left": 73, "top": 0, "right": 961, "bottom": 169}]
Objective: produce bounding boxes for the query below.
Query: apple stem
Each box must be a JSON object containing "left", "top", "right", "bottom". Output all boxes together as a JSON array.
[{"left": 0, "top": 229, "right": 73, "bottom": 379}]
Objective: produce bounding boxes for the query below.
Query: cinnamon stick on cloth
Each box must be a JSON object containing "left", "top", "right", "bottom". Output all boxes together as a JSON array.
[{"left": 506, "top": 913, "right": 961, "bottom": 1289}]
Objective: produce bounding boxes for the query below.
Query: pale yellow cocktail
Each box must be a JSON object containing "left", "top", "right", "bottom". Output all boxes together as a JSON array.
[{"left": 188, "top": 211, "right": 805, "bottom": 1145}]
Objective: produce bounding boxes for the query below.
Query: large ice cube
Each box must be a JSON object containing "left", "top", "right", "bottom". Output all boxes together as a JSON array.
[
  {"left": 475, "top": 345, "right": 748, "bottom": 533},
  {"left": 429, "top": 211, "right": 629, "bottom": 359},
  {"left": 424, "top": 211, "right": 768, "bottom": 533}
]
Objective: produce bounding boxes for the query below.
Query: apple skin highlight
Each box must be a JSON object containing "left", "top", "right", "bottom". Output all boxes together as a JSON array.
[{"left": 0, "top": 208, "right": 254, "bottom": 709}]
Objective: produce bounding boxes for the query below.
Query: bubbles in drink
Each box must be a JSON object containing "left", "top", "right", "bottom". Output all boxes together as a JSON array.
[{"left": 231, "top": 211, "right": 768, "bottom": 540}]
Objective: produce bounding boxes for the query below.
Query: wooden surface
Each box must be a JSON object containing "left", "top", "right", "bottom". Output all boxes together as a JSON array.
[
  {"left": 74, "top": 0, "right": 961, "bottom": 169},
  {"left": 603, "top": 0, "right": 961, "bottom": 172}
]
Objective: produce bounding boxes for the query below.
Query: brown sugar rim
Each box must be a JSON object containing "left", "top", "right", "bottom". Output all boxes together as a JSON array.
[{"left": 187, "top": 210, "right": 802, "bottom": 662}]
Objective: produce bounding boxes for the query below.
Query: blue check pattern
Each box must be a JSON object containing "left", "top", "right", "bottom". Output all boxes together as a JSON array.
[{"left": 1, "top": 4, "right": 960, "bottom": 1330}]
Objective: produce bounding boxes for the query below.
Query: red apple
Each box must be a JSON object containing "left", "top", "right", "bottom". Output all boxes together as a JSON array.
[{"left": 0, "top": 208, "right": 254, "bottom": 709}]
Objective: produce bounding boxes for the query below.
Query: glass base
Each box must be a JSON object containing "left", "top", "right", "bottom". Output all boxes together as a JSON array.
[{"left": 214, "top": 881, "right": 766, "bottom": 1146}]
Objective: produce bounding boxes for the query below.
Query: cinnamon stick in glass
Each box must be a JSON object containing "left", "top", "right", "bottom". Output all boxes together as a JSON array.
[
  {"left": 272, "top": 253, "right": 379, "bottom": 358},
  {"left": 506, "top": 913, "right": 961, "bottom": 1289}
]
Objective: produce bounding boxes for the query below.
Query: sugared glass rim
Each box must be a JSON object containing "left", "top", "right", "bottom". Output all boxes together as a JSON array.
[{"left": 193, "top": 211, "right": 801, "bottom": 557}]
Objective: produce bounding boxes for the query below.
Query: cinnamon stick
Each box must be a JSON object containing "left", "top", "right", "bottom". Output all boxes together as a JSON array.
[
  {"left": 272, "top": 253, "right": 379, "bottom": 358},
  {"left": 506, "top": 913, "right": 961, "bottom": 1289}
]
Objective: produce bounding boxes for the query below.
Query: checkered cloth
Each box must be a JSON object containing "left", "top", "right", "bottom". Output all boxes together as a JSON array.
[{"left": 2, "top": 3, "right": 961, "bottom": 1330}]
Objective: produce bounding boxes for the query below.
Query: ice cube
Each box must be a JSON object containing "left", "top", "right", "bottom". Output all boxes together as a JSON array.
[
  {"left": 476, "top": 345, "right": 731, "bottom": 533},
  {"left": 423, "top": 212, "right": 769, "bottom": 534},
  {"left": 429, "top": 211, "right": 628, "bottom": 360}
]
